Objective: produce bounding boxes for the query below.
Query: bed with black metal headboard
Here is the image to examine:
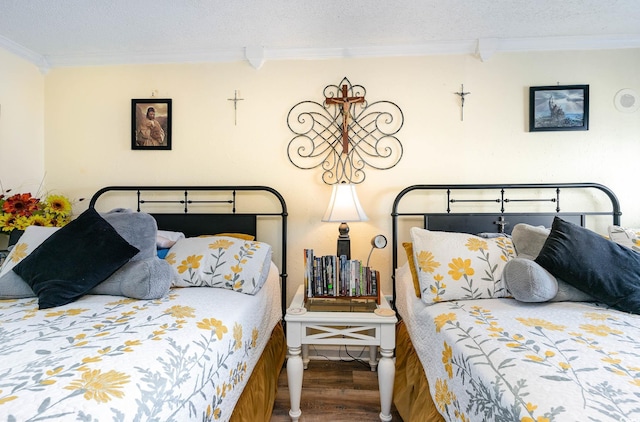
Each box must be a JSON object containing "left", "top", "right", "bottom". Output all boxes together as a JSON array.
[
  {"left": 0, "top": 185, "right": 288, "bottom": 422},
  {"left": 89, "top": 185, "right": 288, "bottom": 309},
  {"left": 392, "top": 182, "right": 621, "bottom": 305},
  {"left": 389, "top": 183, "right": 640, "bottom": 422}
]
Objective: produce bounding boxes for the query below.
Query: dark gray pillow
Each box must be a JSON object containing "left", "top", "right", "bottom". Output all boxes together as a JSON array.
[
  {"left": 535, "top": 217, "right": 640, "bottom": 314},
  {"left": 13, "top": 208, "right": 139, "bottom": 309}
]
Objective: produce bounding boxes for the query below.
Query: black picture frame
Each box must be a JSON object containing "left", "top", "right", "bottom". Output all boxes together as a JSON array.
[
  {"left": 131, "top": 99, "right": 172, "bottom": 150},
  {"left": 529, "top": 85, "right": 589, "bottom": 132}
]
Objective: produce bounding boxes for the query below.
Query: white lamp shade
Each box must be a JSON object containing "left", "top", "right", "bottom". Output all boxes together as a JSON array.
[{"left": 322, "top": 183, "right": 369, "bottom": 222}]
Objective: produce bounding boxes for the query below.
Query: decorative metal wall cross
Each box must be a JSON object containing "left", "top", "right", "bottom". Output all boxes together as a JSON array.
[
  {"left": 454, "top": 84, "right": 471, "bottom": 121},
  {"left": 287, "top": 77, "right": 404, "bottom": 185},
  {"left": 227, "top": 90, "right": 244, "bottom": 125}
]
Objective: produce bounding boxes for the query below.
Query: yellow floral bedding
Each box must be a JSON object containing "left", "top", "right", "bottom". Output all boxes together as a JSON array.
[
  {"left": 0, "top": 263, "right": 281, "bottom": 421},
  {"left": 415, "top": 299, "right": 640, "bottom": 422}
]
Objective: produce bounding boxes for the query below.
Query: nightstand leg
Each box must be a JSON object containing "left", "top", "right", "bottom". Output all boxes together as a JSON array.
[
  {"left": 377, "top": 347, "right": 395, "bottom": 422},
  {"left": 287, "top": 346, "right": 304, "bottom": 421},
  {"left": 369, "top": 345, "right": 378, "bottom": 371},
  {"left": 302, "top": 344, "right": 309, "bottom": 369}
]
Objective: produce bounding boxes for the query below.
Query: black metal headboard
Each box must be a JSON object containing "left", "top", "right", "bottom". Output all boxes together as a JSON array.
[
  {"left": 391, "top": 182, "right": 621, "bottom": 307},
  {"left": 89, "top": 185, "right": 288, "bottom": 316}
]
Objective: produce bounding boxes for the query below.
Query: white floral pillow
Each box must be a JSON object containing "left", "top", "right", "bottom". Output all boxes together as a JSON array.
[
  {"left": 0, "top": 226, "right": 60, "bottom": 298},
  {"left": 410, "top": 227, "right": 515, "bottom": 305},
  {"left": 608, "top": 225, "right": 640, "bottom": 253},
  {"left": 165, "top": 236, "right": 273, "bottom": 295}
]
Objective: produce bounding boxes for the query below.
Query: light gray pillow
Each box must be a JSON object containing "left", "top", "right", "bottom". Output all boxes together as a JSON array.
[
  {"left": 101, "top": 208, "right": 157, "bottom": 260},
  {"left": 511, "top": 223, "right": 550, "bottom": 260},
  {"left": 91, "top": 258, "right": 174, "bottom": 299},
  {"left": 503, "top": 258, "right": 558, "bottom": 302},
  {"left": 508, "top": 224, "right": 596, "bottom": 303}
]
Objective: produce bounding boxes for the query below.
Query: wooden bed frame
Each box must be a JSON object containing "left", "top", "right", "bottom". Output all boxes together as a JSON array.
[
  {"left": 390, "top": 182, "right": 622, "bottom": 421},
  {"left": 89, "top": 185, "right": 288, "bottom": 420}
]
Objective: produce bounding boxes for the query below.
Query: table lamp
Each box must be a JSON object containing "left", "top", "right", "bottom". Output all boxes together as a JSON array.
[{"left": 321, "top": 183, "right": 368, "bottom": 259}]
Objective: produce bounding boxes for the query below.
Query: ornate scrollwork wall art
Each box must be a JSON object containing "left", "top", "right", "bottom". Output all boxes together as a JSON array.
[{"left": 287, "top": 77, "right": 404, "bottom": 185}]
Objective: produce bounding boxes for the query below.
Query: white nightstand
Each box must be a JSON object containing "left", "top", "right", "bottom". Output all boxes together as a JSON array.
[{"left": 285, "top": 284, "right": 397, "bottom": 422}]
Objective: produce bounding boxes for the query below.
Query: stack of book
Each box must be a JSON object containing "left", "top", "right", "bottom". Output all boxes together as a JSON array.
[{"left": 303, "top": 249, "right": 380, "bottom": 302}]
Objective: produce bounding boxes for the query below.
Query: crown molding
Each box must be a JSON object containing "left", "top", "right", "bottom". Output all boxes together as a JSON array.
[
  {"left": 3, "top": 34, "right": 640, "bottom": 72},
  {"left": 0, "top": 34, "right": 50, "bottom": 73}
]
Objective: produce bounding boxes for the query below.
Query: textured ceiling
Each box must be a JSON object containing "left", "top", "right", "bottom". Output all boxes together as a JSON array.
[{"left": 1, "top": 0, "right": 639, "bottom": 71}]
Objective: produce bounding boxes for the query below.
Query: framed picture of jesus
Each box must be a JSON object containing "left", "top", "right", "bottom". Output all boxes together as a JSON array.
[
  {"left": 529, "top": 85, "right": 589, "bottom": 132},
  {"left": 131, "top": 98, "right": 172, "bottom": 150}
]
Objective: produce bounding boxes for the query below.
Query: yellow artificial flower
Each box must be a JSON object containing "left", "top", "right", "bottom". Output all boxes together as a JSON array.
[
  {"left": 0, "top": 190, "right": 76, "bottom": 233},
  {"left": 43, "top": 194, "right": 72, "bottom": 215}
]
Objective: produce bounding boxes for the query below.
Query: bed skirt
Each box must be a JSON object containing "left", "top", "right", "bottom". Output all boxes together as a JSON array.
[
  {"left": 230, "top": 321, "right": 286, "bottom": 421},
  {"left": 394, "top": 320, "right": 445, "bottom": 422}
]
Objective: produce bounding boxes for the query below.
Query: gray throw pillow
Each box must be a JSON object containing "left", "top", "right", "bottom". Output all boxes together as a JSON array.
[
  {"left": 510, "top": 223, "right": 594, "bottom": 303},
  {"left": 91, "top": 257, "right": 174, "bottom": 299},
  {"left": 503, "top": 258, "right": 558, "bottom": 302}
]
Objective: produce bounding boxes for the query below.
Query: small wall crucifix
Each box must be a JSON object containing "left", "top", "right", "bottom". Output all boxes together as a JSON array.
[
  {"left": 227, "top": 90, "right": 244, "bottom": 125},
  {"left": 454, "top": 84, "right": 471, "bottom": 121},
  {"left": 325, "top": 84, "right": 365, "bottom": 154}
]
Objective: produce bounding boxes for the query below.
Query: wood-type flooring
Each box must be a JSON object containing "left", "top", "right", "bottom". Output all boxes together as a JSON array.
[{"left": 271, "top": 358, "right": 403, "bottom": 422}]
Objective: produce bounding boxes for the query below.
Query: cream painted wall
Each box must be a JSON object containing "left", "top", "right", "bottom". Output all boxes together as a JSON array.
[
  {"left": 0, "top": 50, "right": 45, "bottom": 194},
  {"left": 0, "top": 49, "right": 46, "bottom": 249},
  {"left": 4, "top": 48, "right": 640, "bottom": 304}
]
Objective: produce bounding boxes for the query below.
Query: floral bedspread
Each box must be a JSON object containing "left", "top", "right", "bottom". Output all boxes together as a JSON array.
[
  {"left": 0, "top": 264, "right": 281, "bottom": 422},
  {"left": 408, "top": 295, "right": 640, "bottom": 421}
]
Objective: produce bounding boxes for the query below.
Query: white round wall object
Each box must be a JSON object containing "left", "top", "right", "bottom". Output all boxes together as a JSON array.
[{"left": 614, "top": 89, "right": 639, "bottom": 113}]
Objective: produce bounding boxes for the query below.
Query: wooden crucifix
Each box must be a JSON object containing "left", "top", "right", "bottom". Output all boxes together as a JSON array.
[{"left": 325, "top": 84, "right": 365, "bottom": 154}]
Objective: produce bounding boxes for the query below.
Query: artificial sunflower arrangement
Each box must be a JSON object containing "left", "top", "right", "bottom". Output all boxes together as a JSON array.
[{"left": 0, "top": 191, "right": 74, "bottom": 233}]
